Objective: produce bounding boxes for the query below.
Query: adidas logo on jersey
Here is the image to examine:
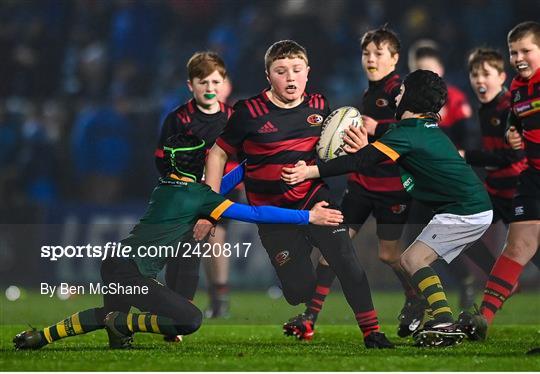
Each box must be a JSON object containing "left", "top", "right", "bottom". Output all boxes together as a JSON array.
[{"left": 258, "top": 121, "right": 278, "bottom": 133}]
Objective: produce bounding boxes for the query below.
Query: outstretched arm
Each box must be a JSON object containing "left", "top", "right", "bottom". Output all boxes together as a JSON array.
[
  {"left": 319, "top": 144, "right": 390, "bottom": 177},
  {"left": 221, "top": 201, "right": 343, "bottom": 226},
  {"left": 282, "top": 145, "right": 390, "bottom": 184},
  {"left": 464, "top": 148, "right": 525, "bottom": 168}
]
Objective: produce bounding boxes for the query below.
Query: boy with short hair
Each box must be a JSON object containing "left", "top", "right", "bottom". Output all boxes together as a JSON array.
[
  {"left": 155, "top": 51, "right": 236, "bottom": 320},
  {"left": 284, "top": 26, "right": 418, "bottom": 340},
  {"left": 282, "top": 69, "right": 493, "bottom": 347},
  {"left": 155, "top": 51, "right": 233, "bottom": 174},
  {"left": 462, "top": 48, "right": 527, "bottom": 222},
  {"left": 204, "top": 39, "right": 394, "bottom": 348},
  {"left": 13, "top": 132, "right": 344, "bottom": 350},
  {"left": 451, "top": 50, "right": 528, "bottom": 318},
  {"left": 460, "top": 21, "right": 540, "bottom": 341}
]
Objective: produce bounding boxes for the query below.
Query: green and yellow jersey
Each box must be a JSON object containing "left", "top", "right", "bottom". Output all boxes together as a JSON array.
[
  {"left": 320, "top": 118, "right": 492, "bottom": 216},
  {"left": 121, "top": 176, "right": 311, "bottom": 278},
  {"left": 123, "top": 177, "right": 232, "bottom": 278}
]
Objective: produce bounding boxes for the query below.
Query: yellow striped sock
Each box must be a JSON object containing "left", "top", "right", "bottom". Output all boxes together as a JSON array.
[
  {"left": 413, "top": 267, "right": 453, "bottom": 322},
  {"left": 150, "top": 315, "right": 161, "bottom": 334},
  {"left": 138, "top": 315, "right": 147, "bottom": 332},
  {"left": 43, "top": 327, "right": 53, "bottom": 343},
  {"left": 71, "top": 313, "right": 84, "bottom": 334},
  {"left": 56, "top": 321, "right": 68, "bottom": 338},
  {"left": 40, "top": 309, "right": 103, "bottom": 344},
  {"left": 127, "top": 313, "right": 134, "bottom": 333}
]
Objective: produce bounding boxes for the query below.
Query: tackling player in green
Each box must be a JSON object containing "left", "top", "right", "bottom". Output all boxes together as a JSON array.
[
  {"left": 281, "top": 69, "right": 493, "bottom": 347},
  {"left": 13, "top": 133, "right": 343, "bottom": 350}
]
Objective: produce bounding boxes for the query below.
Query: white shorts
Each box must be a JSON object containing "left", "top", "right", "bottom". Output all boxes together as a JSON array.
[{"left": 416, "top": 210, "right": 493, "bottom": 263}]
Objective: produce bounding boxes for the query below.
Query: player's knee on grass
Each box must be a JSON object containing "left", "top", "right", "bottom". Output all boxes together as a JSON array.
[{"left": 174, "top": 306, "right": 203, "bottom": 335}]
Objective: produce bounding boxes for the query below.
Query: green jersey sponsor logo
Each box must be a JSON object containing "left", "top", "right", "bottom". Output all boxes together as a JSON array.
[{"left": 401, "top": 172, "right": 415, "bottom": 192}]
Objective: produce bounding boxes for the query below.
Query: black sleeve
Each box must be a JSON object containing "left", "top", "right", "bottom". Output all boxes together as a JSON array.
[
  {"left": 465, "top": 148, "right": 526, "bottom": 168},
  {"left": 318, "top": 144, "right": 390, "bottom": 178},
  {"left": 506, "top": 109, "right": 522, "bottom": 133},
  {"left": 155, "top": 112, "right": 177, "bottom": 176}
]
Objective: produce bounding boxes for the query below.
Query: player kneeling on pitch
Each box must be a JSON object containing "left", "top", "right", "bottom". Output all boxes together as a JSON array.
[
  {"left": 13, "top": 133, "right": 343, "bottom": 350},
  {"left": 282, "top": 69, "right": 493, "bottom": 347}
]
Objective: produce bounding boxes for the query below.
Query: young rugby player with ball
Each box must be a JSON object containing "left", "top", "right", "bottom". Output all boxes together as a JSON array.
[{"left": 282, "top": 69, "right": 494, "bottom": 347}]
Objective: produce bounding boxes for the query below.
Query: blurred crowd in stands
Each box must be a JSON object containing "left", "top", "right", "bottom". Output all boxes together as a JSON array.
[{"left": 1, "top": 0, "right": 538, "bottom": 222}]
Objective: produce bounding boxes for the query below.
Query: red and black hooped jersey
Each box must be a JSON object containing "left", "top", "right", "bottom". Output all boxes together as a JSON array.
[
  {"left": 348, "top": 72, "right": 404, "bottom": 194},
  {"left": 508, "top": 69, "right": 540, "bottom": 171},
  {"left": 216, "top": 90, "right": 330, "bottom": 208},
  {"left": 155, "top": 99, "right": 234, "bottom": 175},
  {"left": 466, "top": 90, "right": 527, "bottom": 199}
]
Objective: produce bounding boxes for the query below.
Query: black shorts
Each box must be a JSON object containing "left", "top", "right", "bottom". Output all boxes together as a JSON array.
[
  {"left": 490, "top": 195, "right": 514, "bottom": 224},
  {"left": 341, "top": 182, "right": 411, "bottom": 241},
  {"left": 258, "top": 222, "right": 318, "bottom": 305},
  {"left": 511, "top": 169, "right": 540, "bottom": 222}
]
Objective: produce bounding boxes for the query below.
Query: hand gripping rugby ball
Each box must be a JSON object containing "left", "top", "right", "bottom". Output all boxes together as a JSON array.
[{"left": 316, "top": 106, "right": 363, "bottom": 161}]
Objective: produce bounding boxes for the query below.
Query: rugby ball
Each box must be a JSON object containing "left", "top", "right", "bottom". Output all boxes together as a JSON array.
[{"left": 316, "top": 106, "right": 363, "bottom": 160}]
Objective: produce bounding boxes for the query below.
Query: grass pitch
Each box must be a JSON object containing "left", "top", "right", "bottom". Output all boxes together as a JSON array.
[{"left": 1, "top": 291, "right": 539, "bottom": 371}]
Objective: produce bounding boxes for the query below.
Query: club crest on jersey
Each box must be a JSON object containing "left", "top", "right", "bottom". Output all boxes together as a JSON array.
[
  {"left": 307, "top": 114, "right": 324, "bottom": 126},
  {"left": 514, "top": 90, "right": 521, "bottom": 102},
  {"left": 275, "top": 250, "right": 291, "bottom": 266},
  {"left": 376, "top": 98, "right": 389, "bottom": 107},
  {"left": 390, "top": 204, "right": 407, "bottom": 214},
  {"left": 490, "top": 117, "right": 501, "bottom": 126}
]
